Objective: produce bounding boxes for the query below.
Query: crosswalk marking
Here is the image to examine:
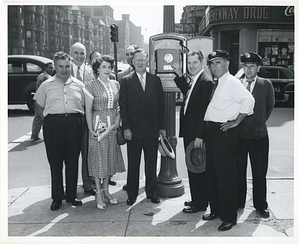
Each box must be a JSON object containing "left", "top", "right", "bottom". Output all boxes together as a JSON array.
[{"left": 8, "top": 132, "right": 32, "bottom": 151}]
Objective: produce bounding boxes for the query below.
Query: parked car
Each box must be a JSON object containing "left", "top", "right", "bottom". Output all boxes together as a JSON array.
[
  {"left": 117, "top": 62, "right": 130, "bottom": 73},
  {"left": 235, "top": 66, "right": 294, "bottom": 107},
  {"left": 8, "top": 55, "right": 53, "bottom": 112}
]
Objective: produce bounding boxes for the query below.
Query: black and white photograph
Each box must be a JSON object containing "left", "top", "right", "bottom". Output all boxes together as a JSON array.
[{"left": 2, "top": 1, "right": 297, "bottom": 244}]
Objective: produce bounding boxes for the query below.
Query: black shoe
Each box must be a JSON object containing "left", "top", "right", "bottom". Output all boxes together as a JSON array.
[
  {"left": 147, "top": 196, "right": 160, "bottom": 204},
  {"left": 84, "top": 188, "right": 96, "bottom": 196},
  {"left": 184, "top": 201, "right": 192, "bottom": 207},
  {"left": 218, "top": 220, "right": 237, "bottom": 231},
  {"left": 66, "top": 198, "right": 82, "bottom": 206},
  {"left": 258, "top": 208, "right": 270, "bottom": 218},
  {"left": 126, "top": 198, "right": 136, "bottom": 206},
  {"left": 183, "top": 206, "right": 205, "bottom": 213},
  {"left": 50, "top": 201, "right": 62, "bottom": 211},
  {"left": 109, "top": 179, "right": 117, "bottom": 186},
  {"left": 202, "top": 213, "right": 220, "bottom": 221},
  {"left": 123, "top": 184, "right": 127, "bottom": 191}
]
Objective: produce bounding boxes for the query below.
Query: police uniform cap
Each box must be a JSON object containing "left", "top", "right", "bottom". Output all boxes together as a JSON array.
[
  {"left": 207, "top": 50, "right": 230, "bottom": 63},
  {"left": 241, "top": 51, "right": 262, "bottom": 65}
]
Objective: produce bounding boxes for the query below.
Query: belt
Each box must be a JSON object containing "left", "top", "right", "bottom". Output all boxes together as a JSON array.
[
  {"left": 46, "top": 113, "right": 83, "bottom": 118},
  {"left": 206, "top": 121, "right": 223, "bottom": 126}
]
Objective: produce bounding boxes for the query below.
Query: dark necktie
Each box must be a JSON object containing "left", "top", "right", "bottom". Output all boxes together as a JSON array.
[
  {"left": 209, "top": 79, "right": 219, "bottom": 101},
  {"left": 183, "top": 76, "right": 194, "bottom": 105},
  {"left": 246, "top": 79, "right": 254, "bottom": 92},
  {"left": 76, "top": 66, "right": 82, "bottom": 81}
]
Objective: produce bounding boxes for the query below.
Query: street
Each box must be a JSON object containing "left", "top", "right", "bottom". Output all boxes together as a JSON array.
[
  {"left": 7, "top": 104, "right": 294, "bottom": 189},
  {"left": 4, "top": 104, "right": 295, "bottom": 240}
]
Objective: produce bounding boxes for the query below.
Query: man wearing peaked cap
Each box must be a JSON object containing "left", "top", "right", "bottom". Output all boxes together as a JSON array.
[
  {"left": 207, "top": 50, "right": 230, "bottom": 63},
  {"left": 236, "top": 51, "right": 275, "bottom": 219},
  {"left": 203, "top": 49, "right": 255, "bottom": 231},
  {"left": 240, "top": 51, "right": 263, "bottom": 65}
]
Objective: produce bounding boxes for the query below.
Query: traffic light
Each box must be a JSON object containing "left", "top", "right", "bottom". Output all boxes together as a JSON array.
[{"left": 110, "top": 24, "right": 118, "bottom": 43}]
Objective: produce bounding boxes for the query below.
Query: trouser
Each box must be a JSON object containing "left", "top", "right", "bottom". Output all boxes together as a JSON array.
[
  {"left": 81, "top": 117, "right": 95, "bottom": 191},
  {"left": 43, "top": 114, "right": 83, "bottom": 202},
  {"left": 205, "top": 122, "right": 238, "bottom": 222},
  {"left": 31, "top": 102, "right": 44, "bottom": 139},
  {"left": 126, "top": 138, "right": 158, "bottom": 199},
  {"left": 236, "top": 135, "right": 269, "bottom": 210},
  {"left": 183, "top": 136, "right": 208, "bottom": 209}
]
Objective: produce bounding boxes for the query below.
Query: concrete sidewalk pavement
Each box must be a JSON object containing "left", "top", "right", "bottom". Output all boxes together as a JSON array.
[{"left": 6, "top": 178, "right": 294, "bottom": 242}]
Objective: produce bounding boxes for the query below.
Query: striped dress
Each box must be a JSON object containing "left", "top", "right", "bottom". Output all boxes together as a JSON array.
[{"left": 85, "top": 78, "right": 125, "bottom": 178}]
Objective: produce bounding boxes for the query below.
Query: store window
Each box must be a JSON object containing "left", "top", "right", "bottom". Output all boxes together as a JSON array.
[{"left": 258, "top": 29, "right": 294, "bottom": 69}]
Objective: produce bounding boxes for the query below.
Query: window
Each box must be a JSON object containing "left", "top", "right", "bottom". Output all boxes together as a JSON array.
[
  {"left": 10, "top": 27, "right": 18, "bottom": 39},
  {"left": 8, "top": 61, "right": 23, "bottom": 73},
  {"left": 26, "top": 63, "right": 42, "bottom": 72},
  {"left": 279, "top": 70, "right": 288, "bottom": 79},
  {"left": 26, "top": 30, "right": 32, "bottom": 41},
  {"left": 264, "top": 69, "right": 279, "bottom": 79}
]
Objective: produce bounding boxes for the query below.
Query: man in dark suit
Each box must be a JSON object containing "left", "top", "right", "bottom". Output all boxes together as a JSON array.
[
  {"left": 237, "top": 51, "right": 275, "bottom": 218},
  {"left": 119, "top": 49, "right": 166, "bottom": 205},
  {"left": 171, "top": 50, "right": 214, "bottom": 213},
  {"left": 117, "top": 45, "right": 139, "bottom": 82}
]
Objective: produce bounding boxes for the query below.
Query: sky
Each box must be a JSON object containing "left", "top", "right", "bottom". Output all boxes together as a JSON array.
[{"left": 111, "top": 4, "right": 185, "bottom": 42}]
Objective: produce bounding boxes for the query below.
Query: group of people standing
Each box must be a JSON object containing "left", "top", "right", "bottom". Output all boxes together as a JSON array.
[
  {"left": 33, "top": 42, "right": 165, "bottom": 212},
  {"left": 33, "top": 41, "right": 274, "bottom": 232},
  {"left": 172, "top": 49, "right": 274, "bottom": 231}
]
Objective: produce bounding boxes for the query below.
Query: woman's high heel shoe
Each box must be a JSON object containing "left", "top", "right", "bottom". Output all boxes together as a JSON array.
[
  {"left": 102, "top": 189, "right": 118, "bottom": 205},
  {"left": 95, "top": 191, "right": 106, "bottom": 210}
]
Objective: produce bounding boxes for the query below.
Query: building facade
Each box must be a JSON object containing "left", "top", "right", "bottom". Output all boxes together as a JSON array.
[
  {"left": 8, "top": 5, "right": 143, "bottom": 64},
  {"left": 198, "top": 6, "right": 294, "bottom": 74}
]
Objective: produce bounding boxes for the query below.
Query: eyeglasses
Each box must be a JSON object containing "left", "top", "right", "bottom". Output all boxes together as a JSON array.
[{"left": 126, "top": 52, "right": 134, "bottom": 56}]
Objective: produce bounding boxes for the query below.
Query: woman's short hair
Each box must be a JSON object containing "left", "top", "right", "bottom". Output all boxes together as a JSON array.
[{"left": 92, "top": 55, "right": 114, "bottom": 75}]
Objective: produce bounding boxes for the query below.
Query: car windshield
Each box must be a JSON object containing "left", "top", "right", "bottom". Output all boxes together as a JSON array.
[{"left": 26, "top": 63, "right": 43, "bottom": 72}]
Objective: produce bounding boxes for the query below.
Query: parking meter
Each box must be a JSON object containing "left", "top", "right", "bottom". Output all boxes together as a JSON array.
[
  {"left": 149, "top": 33, "right": 188, "bottom": 92},
  {"left": 149, "top": 33, "right": 188, "bottom": 197}
]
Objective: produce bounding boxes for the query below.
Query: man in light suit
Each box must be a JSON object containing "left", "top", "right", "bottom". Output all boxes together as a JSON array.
[
  {"left": 70, "top": 42, "right": 95, "bottom": 195},
  {"left": 119, "top": 49, "right": 166, "bottom": 205},
  {"left": 171, "top": 51, "right": 214, "bottom": 213},
  {"left": 117, "top": 45, "right": 139, "bottom": 82},
  {"left": 237, "top": 51, "right": 275, "bottom": 218}
]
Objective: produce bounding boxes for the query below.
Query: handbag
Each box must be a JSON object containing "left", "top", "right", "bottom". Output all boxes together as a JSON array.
[{"left": 116, "top": 126, "right": 126, "bottom": 145}]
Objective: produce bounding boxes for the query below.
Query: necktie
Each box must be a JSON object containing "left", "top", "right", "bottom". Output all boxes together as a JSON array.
[
  {"left": 76, "top": 66, "right": 82, "bottom": 81},
  {"left": 140, "top": 74, "right": 145, "bottom": 91},
  {"left": 209, "top": 79, "right": 219, "bottom": 101},
  {"left": 246, "top": 79, "right": 254, "bottom": 92},
  {"left": 183, "top": 76, "right": 194, "bottom": 105}
]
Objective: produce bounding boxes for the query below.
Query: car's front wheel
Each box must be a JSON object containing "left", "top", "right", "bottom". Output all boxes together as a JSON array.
[
  {"left": 26, "top": 92, "right": 35, "bottom": 113},
  {"left": 287, "top": 94, "right": 294, "bottom": 107}
]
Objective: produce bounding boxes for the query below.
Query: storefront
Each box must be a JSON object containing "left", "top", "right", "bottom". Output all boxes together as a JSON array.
[{"left": 199, "top": 6, "right": 294, "bottom": 74}]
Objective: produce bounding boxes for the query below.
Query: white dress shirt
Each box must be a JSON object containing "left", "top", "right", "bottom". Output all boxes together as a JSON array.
[
  {"left": 184, "top": 69, "right": 204, "bottom": 114},
  {"left": 204, "top": 72, "right": 255, "bottom": 123},
  {"left": 72, "top": 63, "right": 84, "bottom": 80},
  {"left": 242, "top": 76, "right": 257, "bottom": 93}
]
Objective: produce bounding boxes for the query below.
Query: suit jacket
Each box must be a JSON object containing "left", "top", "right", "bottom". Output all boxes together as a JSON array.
[
  {"left": 240, "top": 77, "right": 275, "bottom": 139},
  {"left": 119, "top": 71, "right": 165, "bottom": 139},
  {"left": 70, "top": 63, "right": 93, "bottom": 84},
  {"left": 117, "top": 66, "right": 133, "bottom": 83},
  {"left": 174, "top": 71, "right": 214, "bottom": 141}
]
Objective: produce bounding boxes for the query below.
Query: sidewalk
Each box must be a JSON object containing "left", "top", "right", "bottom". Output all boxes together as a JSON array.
[{"left": 6, "top": 178, "right": 294, "bottom": 242}]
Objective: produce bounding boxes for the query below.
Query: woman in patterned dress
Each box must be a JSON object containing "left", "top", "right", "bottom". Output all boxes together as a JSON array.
[{"left": 84, "top": 55, "right": 125, "bottom": 210}]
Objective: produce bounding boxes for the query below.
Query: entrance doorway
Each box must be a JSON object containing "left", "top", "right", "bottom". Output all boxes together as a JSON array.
[{"left": 221, "top": 31, "right": 240, "bottom": 75}]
